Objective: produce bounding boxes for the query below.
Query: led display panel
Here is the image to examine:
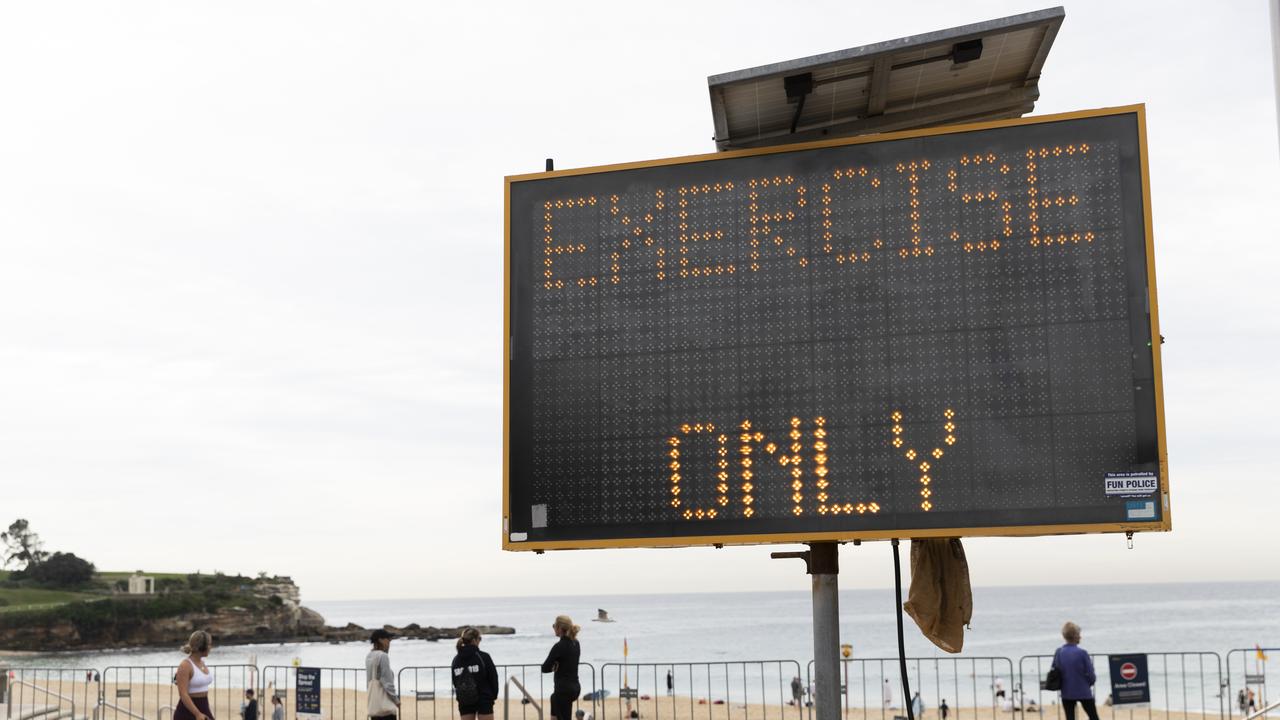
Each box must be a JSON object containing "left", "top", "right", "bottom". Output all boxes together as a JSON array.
[{"left": 503, "top": 105, "right": 1168, "bottom": 551}]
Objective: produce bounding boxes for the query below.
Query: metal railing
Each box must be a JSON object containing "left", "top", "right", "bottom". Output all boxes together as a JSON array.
[
  {"left": 398, "top": 663, "right": 597, "bottom": 720},
  {"left": 804, "top": 656, "right": 1016, "bottom": 720},
  {"left": 259, "top": 666, "right": 365, "bottom": 720},
  {"left": 1019, "top": 652, "right": 1223, "bottom": 720},
  {"left": 0, "top": 650, "right": 1263, "bottom": 720},
  {"left": 6, "top": 680, "right": 78, "bottom": 720},
  {"left": 504, "top": 677, "right": 541, "bottom": 720},
  {"left": 98, "top": 665, "right": 258, "bottom": 720},
  {"left": 1, "top": 669, "right": 98, "bottom": 720},
  {"left": 597, "top": 661, "right": 804, "bottom": 720},
  {"left": 1226, "top": 648, "right": 1274, "bottom": 720}
]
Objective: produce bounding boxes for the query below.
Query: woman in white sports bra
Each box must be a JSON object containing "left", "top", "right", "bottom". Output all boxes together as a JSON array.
[{"left": 175, "top": 630, "right": 215, "bottom": 720}]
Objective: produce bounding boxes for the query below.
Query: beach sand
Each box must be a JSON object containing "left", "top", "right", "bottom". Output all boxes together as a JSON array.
[{"left": 0, "top": 682, "right": 1225, "bottom": 720}]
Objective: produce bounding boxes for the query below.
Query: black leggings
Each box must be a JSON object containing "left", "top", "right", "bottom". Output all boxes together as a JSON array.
[
  {"left": 550, "top": 684, "right": 580, "bottom": 720},
  {"left": 1064, "top": 699, "right": 1100, "bottom": 720}
]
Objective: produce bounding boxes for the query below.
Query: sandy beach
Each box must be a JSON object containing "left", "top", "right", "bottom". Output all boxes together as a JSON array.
[{"left": 0, "top": 680, "right": 1225, "bottom": 720}]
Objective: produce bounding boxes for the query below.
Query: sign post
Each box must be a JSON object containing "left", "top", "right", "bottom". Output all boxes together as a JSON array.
[
  {"left": 811, "top": 544, "right": 840, "bottom": 720},
  {"left": 1108, "top": 655, "right": 1151, "bottom": 706}
]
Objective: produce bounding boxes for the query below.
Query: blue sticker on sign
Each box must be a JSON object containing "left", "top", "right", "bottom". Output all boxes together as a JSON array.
[{"left": 1125, "top": 500, "right": 1156, "bottom": 520}]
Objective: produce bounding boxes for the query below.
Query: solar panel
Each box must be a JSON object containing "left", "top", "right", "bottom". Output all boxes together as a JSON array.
[{"left": 708, "top": 7, "right": 1065, "bottom": 151}]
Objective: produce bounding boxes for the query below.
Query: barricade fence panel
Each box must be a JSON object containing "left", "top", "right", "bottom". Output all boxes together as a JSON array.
[
  {"left": 1, "top": 667, "right": 99, "bottom": 720},
  {"left": 259, "top": 666, "right": 365, "bottom": 720},
  {"left": 0, "top": 651, "right": 1254, "bottom": 720},
  {"left": 1225, "top": 648, "right": 1273, "bottom": 720},
  {"left": 398, "top": 663, "right": 597, "bottom": 720},
  {"left": 805, "top": 657, "right": 1015, "bottom": 720},
  {"left": 1019, "top": 652, "right": 1223, "bottom": 720},
  {"left": 597, "top": 661, "right": 804, "bottom": 720},
  {"left": 99, "top": 666, "right": 258, "bottom": 720}
]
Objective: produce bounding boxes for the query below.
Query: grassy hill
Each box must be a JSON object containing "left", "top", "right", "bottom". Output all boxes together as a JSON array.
[
  {"left": 0, "top": 569, "right": 187, "bottom": 614},
  {"left": 0, "top": 585, "right": 95, "bottom": 614}
]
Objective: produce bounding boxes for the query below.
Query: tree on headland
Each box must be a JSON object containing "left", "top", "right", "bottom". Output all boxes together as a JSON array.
[
  {"left": 1, "top": 519, "right": 49, "bottom": 570},
  {"left": 23, "top": 552, "right": 95, "bottom": 587}
]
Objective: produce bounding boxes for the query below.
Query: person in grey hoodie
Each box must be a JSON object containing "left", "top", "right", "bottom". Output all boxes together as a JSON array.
[{"left": 366, "top": 629, "right": 400, "bottom": 718}]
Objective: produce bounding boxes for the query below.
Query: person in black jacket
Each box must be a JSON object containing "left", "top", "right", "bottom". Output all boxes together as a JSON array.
[
  {"left": 541, "top": 615, "right": 581, "bottom": 720},
  {"left": 453, "top": 627, "right": 499, "bottom": 720}
]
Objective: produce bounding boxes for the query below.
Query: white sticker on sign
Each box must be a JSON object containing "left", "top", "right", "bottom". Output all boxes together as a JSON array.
[{"left": 1105, "top": 472, "right": 1158, "bottom": 497}]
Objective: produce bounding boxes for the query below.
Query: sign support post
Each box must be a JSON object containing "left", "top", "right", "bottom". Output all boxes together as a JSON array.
[
  {"left": 811, "top": 542, "right": 841, "bottom": 720},
  {"left": 774, "top": 543, "right": 842, "bottom": 720}
]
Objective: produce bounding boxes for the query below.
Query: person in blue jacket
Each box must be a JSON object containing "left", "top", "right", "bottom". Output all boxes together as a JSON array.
[{"left": 1053, "top": 622, "right": 1099, "bottom": 720}]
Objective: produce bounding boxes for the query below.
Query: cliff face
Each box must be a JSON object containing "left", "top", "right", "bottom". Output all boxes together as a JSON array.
[
  {"left": 0, "top": 574, "right": 324, "bottom": 651},
  {"left": 0, "top": 603, "right": 324, "bottom": 651},
  {"left": 0, "top": 575, "right": 516, "bottom": 651}
]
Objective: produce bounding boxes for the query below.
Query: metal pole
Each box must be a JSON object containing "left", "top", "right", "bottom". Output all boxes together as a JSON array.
[
  {"left": 1271, "top": 0, "right": 1280, "bottom": 154},
  {"left": 810, "top": 542, "right": 841, "bottom": 720}
]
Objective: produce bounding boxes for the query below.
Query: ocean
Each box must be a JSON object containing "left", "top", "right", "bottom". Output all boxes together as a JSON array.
[{"left": 4, "top": 581, "right": 1276, "bottom": 673}]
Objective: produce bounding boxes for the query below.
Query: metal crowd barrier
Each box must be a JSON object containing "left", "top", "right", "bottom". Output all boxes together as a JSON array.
[
  {"left": 1019, "top": 652, "right": 1223, "bottom": 720},
  {"left": 1, "top": 667, "right": 98, "bottom": 720},
  {"left": 1225, "top": 648, "right": 1274, "bottom": 720},
  {"left": 259, "top": 667, "right": 364, "bottom": 720},
  {"left": 398, "top": 663, "right": 597, "bottom": 720},
  {"left": 99, "top": 665, "right": 258, "bottom": 720},
  {"left": 804, "top": 656, "right": 1015, "bottom": 720},
  {"left": 0, "top": 651, "right": 1258, "bottom": 720},
  {"left": 596, "top": 661, "right": 804, "bottom": 720}
]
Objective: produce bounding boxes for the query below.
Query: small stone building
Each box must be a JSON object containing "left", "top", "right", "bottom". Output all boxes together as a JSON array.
[{"left": 127, "top": 571, "right": 155, "bottom": 595}]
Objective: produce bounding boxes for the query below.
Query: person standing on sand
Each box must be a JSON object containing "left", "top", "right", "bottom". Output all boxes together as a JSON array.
[
  {"left": 270, "top": 696, "right": 283, "bottom": 720},
  {"left": 366, "top": 629, "right": 400, "bottom": 719},
  {"left": 174, "top": 630, "right": 215, "bottom": 720},
  {"left": 452, "top": 627, "right": 499, "bottom": 720},
  {"left": 1052, "top": 622, "right": 1099, "bottom": 720},
  {"left": 940, "top": 698, "right": 949, "bottom": 720},
  {"left": 790, "top": 677, "right": 803, "bottom": 707},
  {"left": 667, "top": 670, "right": 674, "bottom": 696},
  {"left": 541, "top": 615, "right": 581, "bottom": 720},
  {"left": 240, "top": 690, "right": 258, "bottom": 720}
]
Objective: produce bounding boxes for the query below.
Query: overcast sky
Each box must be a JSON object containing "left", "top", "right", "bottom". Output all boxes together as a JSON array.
[{"left": 1, "top": 1, "right": 1277, "bottom": 602}]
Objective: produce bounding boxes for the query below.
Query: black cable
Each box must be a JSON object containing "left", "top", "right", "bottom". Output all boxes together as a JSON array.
[{"left": 893, "top": 538, "right": 915, "bottom": 720}]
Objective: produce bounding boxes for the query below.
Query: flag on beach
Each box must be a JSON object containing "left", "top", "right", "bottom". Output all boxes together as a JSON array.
[{"left": 1257, "top": 645, "right": 1269, "bottom": 662}]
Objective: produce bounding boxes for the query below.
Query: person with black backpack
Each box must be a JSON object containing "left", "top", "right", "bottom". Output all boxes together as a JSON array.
[{"left": 453, "top": 627, "right": 499, "bottom": 720}]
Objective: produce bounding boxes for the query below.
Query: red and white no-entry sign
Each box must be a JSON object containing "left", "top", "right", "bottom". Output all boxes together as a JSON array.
[{"left": 1119, "top": 662, "right": 1138, "bottom": 680}]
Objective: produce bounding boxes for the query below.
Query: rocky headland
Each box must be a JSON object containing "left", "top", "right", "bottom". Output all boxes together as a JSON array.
[{"left": 0, "top": 574, "right": 513, "bottom": 652}]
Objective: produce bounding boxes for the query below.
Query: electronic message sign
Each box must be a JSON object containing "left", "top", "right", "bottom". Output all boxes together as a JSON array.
[{"left": 503, "top": 105, "right": 1168, "bottom": 551}]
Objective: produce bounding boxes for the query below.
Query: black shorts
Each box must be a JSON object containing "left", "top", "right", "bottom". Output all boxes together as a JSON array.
[{"left": 459, "top": 700, "right": 495, "bottom": 716}]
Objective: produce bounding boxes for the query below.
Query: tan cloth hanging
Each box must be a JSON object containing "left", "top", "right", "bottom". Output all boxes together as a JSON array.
[{"left": 902, "top": 537, "right": 973, "bottom": 653}]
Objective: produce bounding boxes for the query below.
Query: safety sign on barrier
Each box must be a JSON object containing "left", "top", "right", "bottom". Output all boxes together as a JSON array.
[
  {"left": 1108, "top": 654, "right": 1150, "bottom": 705},
  {"left": 296, "top": 667, "right": 322, "bottom": 716}
]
